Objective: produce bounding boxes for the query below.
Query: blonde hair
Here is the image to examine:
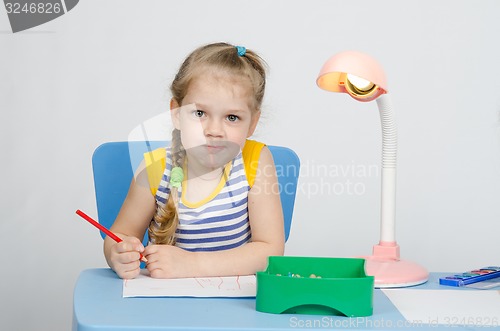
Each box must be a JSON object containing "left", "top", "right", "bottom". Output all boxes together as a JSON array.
[{"left": 148, "top": 42, "right": 267, "bottom": 245}]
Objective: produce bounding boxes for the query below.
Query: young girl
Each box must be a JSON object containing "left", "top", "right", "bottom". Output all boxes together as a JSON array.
[{"left": 104, "top": 42, "right": 285, "bottom": 279}]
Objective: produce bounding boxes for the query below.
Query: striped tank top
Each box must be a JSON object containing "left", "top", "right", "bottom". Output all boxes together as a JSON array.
[{"left": 146, "top": 140, "right": 264, "bottom": 252}]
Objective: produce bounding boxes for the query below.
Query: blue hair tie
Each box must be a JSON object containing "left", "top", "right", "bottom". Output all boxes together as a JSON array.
[{"left": 236, "top": 46, "right": 246, "bottom": 57}]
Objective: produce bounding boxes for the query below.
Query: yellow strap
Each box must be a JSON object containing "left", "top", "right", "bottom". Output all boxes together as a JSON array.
[
  {"left": 242, "top": 139, "right": 265, "bottom": 188},
  {"left": 144, "top": 140, "right": 265, "bottom": 195},
  {"left": 144, "top": 148, "right": 166, "bottom": 196}
]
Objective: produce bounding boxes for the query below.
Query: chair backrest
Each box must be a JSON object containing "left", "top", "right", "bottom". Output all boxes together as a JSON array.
[{"left": 92, "top": 141, "right": 300, "bottom": 244}]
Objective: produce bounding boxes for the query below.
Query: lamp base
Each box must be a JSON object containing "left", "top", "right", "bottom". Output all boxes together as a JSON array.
[{"left": 362, "top": 242, "right": 429, "bottom": 288}]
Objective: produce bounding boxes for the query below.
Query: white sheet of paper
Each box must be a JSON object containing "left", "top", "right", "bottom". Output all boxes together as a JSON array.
[
  {"left": 466, "top": 278, "right": 500, "bottom": 289},
  {"left": 123, "top": 270, "right": 256, "bottom": 298},
  {"left": 382, "top": 289, "right": 500, "bottom": 326}
]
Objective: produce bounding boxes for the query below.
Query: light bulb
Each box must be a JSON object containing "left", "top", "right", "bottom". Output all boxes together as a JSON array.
[
  {"left": 344, "top": 73, "right": 379, "bottom": 101},
  {"left": 346, "top": 74, "right": 374, "bottom": 92}
]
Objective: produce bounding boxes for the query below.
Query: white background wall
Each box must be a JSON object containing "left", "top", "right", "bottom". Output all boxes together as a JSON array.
[{"left": 1, "top": 0, "right": 499, "bottom": 330}]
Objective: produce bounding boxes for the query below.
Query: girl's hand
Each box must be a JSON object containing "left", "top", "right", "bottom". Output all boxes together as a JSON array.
[
  {"left": 144, "top": 244, "right": 193, "bottom": 278},
  {"left": 108, "top": 236, "right": 145, "bottom": 279}
]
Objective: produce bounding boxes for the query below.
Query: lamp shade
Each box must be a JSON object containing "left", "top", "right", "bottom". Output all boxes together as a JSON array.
[{"left": 316, "top": 51, "right": 388, "bottom": 102}]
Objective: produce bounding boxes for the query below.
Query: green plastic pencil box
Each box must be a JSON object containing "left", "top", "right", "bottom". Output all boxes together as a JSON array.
[{"left": 256, "top": 256, "right": 374, "bottom": 317}]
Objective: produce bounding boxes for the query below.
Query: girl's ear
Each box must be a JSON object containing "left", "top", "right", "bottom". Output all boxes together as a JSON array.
[
  {"left": 247, "top": 110, "right": 261, "bottom": 137},
  {"left": 170, "top": 99, "right": 181, "bottom": 130}
]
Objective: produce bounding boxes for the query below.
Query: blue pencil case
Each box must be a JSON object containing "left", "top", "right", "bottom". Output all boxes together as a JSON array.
[{"left": 439, "top": 266, "right": 500, "bottom": 287}]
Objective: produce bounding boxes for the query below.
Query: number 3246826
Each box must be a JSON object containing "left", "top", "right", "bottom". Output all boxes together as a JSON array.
[{"left": 5, "top": 2, "right": 62, "bottom": 14}]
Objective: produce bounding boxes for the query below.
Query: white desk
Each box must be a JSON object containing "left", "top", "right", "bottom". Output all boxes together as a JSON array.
[{"left": 73, "top": 269, "right": 500, "bottom": 331}]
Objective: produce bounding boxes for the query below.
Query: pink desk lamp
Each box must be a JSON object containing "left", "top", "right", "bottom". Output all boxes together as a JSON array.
[{"left": 316, "top": 51, "right": 428, "bottom": 287}]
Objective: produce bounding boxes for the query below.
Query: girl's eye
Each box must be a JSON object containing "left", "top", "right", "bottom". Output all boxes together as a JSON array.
[
  {"left": 194, "top": 110, "right": 205, "bottom": 118},
  {"left": 227, "top": 114, "right": 239, "bottom": 122}
]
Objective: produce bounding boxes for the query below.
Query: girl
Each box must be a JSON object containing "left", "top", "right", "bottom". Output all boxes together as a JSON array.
[{"left": 104, "top": 42, "right": 285, "bottom": 279}]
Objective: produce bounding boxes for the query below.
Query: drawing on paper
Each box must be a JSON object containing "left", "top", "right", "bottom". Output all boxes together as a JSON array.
[{"left": 123, "top": 270, "right": 256, "bottom": 298}]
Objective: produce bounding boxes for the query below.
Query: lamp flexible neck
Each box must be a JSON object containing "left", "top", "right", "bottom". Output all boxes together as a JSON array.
[
  {"left": 376, "top": 94, "right": 397, "bottom": 168},
  {"left": 376, "top": 94, "right": 397, "bottom": 243}
]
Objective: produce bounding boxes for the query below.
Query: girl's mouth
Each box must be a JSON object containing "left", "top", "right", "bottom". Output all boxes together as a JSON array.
[{"left": 206, "top": 145, "right": 225, "bottom": 153}]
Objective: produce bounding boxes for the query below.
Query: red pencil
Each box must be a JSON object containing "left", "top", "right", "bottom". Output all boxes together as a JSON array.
[{"left": 76, "top": 209, "right": 147, "bottom": 263}]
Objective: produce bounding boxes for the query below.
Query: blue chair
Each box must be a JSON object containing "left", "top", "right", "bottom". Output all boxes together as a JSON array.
[{"left": 92, "top": 141, "right": 300, "bottom": 243}]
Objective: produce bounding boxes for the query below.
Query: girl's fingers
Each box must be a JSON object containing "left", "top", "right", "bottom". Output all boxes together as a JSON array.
[
  {"left": 143, "top": 244, "right": 157, "bottom": 255},
  {"left": 116, "top": 250, "right": 142, "bottom": 264},
  {"left": 115, "top": 238, "right": 144, "bottom": 254},
  {"left": 146, "top": 263, "right": 165, "bottom": 278},
  {"left": 116, "top": 261, "right": 141, "bottom": 279}
]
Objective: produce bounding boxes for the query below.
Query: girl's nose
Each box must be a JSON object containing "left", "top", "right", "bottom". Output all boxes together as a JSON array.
[{"left": 204, "top": 118, "right": 224, "bottom": 137}]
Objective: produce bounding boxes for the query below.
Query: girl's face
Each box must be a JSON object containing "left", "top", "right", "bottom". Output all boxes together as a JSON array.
[{"left": 170, "top": 72, "right": 260, "bottom": 171}]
